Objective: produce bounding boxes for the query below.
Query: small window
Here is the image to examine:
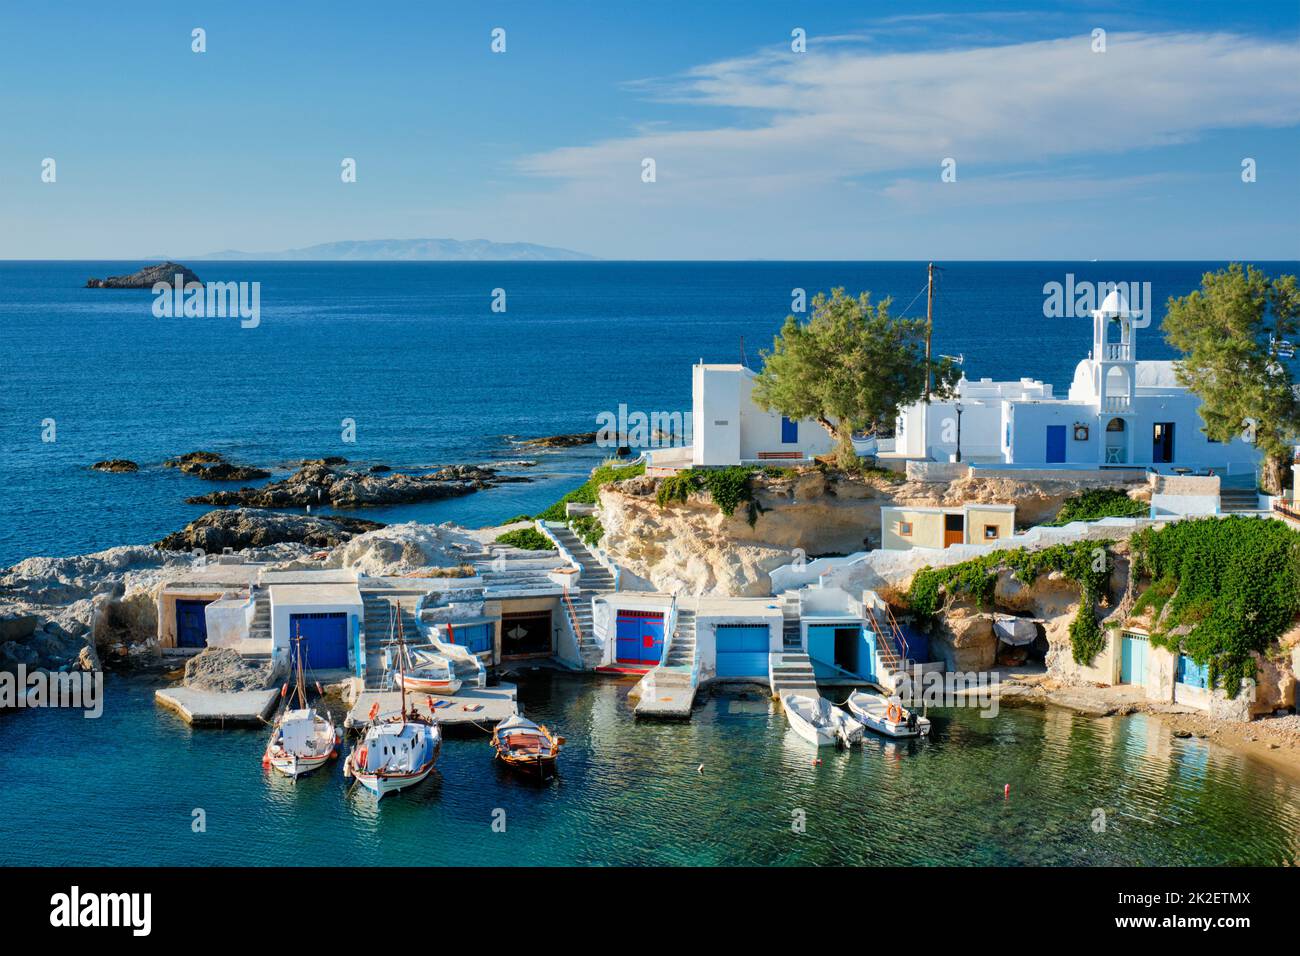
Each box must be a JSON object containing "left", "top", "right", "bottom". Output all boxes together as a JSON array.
[
  {"left": 984, "top": 524, "right": 999, "bottom": 540},
  {"left": 899, "top": 521, "right": 913, "bottom": 537}
]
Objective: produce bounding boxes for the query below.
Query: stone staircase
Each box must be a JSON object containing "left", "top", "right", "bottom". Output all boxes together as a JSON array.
[
  {"left": 664, "top": 607, "right": 696, "bottom": 667},
  {"left": 249, "top": 587, "right": 271, "bottom": 642},
  {"left": 769, "top": 651, "right": 818, "bottom": 697},
  {"left": 1219, "top": 487, "right": 1262, "bottom": 513},
  {"left": 566, "top": 592, "right": 603, "bottom": 668},
  {"left": 548, "top": 524, "right": 616, "bottom": 591},
  {"left": 360, "top": 589, "right": 425, "bottom": 689}
]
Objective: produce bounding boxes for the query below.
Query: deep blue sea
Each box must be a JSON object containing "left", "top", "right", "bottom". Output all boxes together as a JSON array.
[{"left": 4, "top": 259, "right": 1293, "bottom": 567}]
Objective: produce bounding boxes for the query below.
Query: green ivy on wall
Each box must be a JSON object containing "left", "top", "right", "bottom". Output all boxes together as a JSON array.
[{"left": 1129, "top": 516, "right": 1300, "bottom": 697}]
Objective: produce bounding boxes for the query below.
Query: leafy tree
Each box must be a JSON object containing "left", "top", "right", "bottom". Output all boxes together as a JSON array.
[
  {"left": 752, "top": 288, "right": 960, "bottom": 468},
  {"left": 1163, "top": 265, "right": 1300, "bottom": 493}
]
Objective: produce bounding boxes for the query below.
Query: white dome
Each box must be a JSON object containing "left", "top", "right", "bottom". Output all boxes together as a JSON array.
[{"left": 1094, "top": 287, "right": 1133, "bottom": 318}]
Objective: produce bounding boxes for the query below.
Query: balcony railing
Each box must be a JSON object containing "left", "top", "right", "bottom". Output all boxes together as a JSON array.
[
  {"left": 1103, "top": 343, "right": 1133, "bottom": 362},
  {"left": 1101, "top": 394, "right": 1133, "bottom": 413}
]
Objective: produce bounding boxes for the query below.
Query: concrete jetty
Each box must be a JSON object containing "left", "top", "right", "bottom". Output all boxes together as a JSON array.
[
  {"left": 155, "top": 687, "right": 280, "bottom": 727},
  {"left": 344, "top": 682, "right": 518, "bottom": 731}
]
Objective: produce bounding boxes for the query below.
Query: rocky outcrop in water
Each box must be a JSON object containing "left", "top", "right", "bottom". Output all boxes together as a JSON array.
[
  {"left": 91, "top": 459, "right": 139, "bottom": 473},
  {"left": 85, "top": 261, "right": 201, "bottom": 289},
  {"left": 154, "top": 508, "right": 384, "bottom": 553},
  {"left": 164, "top": 451, "right": 271, "bottom": 481},
  {"left": 184, "top": 459, "right": 525, "bottom": 509},
  {"left": 512, "top": 431, "right": 597, "bottom": 448}
]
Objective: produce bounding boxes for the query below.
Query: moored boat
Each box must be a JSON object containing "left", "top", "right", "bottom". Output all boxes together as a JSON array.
[
  {"left": 262, "top": 628, "right": 341, "bottom": 779},
  {"left": 344, "top": 609, "right": 441, "bottom": 798},
  {"left": 781, "top": 693, "right": 864, "bottom": 748},
  {"left": 491, "top": 713, "right": 564, "bottom": 779},
  {"left": 394, "top": 647, "right": 462, "bottom": 696},
  {"left": 845, "top": 690, "right": 931, "bottom": 738}
]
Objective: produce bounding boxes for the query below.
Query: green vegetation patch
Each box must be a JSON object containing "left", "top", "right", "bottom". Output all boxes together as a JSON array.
[
  {"left": 1045, "top": 488, "right": 1147, "bottom": 526},
  {"left": 536, "top": 459, "right": 645, "bottom": 522},
  {"left": 655, "top": 466, "right": 758, "bottom": 523},
  {"left": 494, "top": 527, "right": 553, "bottom": 551},
  {"left": 569, "top": 514, "right": 605, "bottom": 547},
  {"left": 1130, "top": 516, "right": 1300, "bottom": 697},
  {"left": 905, "top": 541, "right": 1113, "bottom": 665}
]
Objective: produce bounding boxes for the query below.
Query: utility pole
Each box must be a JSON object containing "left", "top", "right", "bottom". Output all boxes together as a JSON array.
[{"left": 924, "top": 261, "right": 935, "bottom": 403}]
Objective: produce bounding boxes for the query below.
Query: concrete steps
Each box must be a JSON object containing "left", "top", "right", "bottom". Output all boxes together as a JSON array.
[
  {"left": 249, "top": 587, "right": 271, "bottom": 642},
  {"left": 769, "top": 651, "right": 818, "bottom": 696},
  {"left": 549, "top": 525, "right": 616, "bottom": 591},
  {"left": 360, "top": 590, "right": 424, "bottom": 689},
  {"left": 1219, "top": 488, "right": 1262, "bottom": 513},
  {"left": 665, "top": 609, "right": 696, "bottom": 667}
]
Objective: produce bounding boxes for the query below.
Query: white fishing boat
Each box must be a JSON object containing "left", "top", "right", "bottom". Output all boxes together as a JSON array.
[
  {"left": 781, "top": 693, "right": 864, "bottom": 748},
  {"left": 845, "top": 690, "right": 931, "bottom": 738},
  {"left": 344, "top": 609, "right": 441, "bottom": 798},
  {"left": 262, "top": 628, "right": 341, "bottom": 779},
  {"left": 394, "top": 647, "right": 462, "bottom": 696}
]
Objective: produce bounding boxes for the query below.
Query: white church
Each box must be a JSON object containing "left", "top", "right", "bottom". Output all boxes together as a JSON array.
[
  {"left": 652, "top": 290, "right": 1260, "bottom": 477},
  {"left": 892, "top": 290, "right": 1260, "bottom": 475}
]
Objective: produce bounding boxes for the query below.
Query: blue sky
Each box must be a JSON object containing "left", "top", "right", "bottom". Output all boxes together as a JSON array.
[{"left": 2, "top": 0, "right": 1298, "bottom": 259}]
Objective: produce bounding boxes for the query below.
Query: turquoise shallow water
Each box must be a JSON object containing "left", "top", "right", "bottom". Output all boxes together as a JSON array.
[{"left": 2, "top": 672, "right": 1298, "bottom": 866}]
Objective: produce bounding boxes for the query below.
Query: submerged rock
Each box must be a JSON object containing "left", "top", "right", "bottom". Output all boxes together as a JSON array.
[
  {"left": 91, "top": 459, "right": 139, "bottom": 473},
  {"left": 154, "top": 508, "right": 384, "bottom": 552},
  {"left": 85, "top": 261, "right": 201, "bottom": 289},
  {"left": 184, "top": 459, "right": 525, "bottom": 509}
]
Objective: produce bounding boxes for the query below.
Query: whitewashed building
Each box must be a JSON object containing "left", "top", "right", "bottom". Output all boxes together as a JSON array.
[
  {"left": 893, "top": 291, "right": 1261, "bottom": 475},
  {"left": 647, "top": 363, "right": 836, "bottom": 472}
]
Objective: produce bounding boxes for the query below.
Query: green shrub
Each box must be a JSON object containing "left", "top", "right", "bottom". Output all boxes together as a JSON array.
[
  {"left": 570, "top": 514, "right": 605, "bottom": 547},
  {"left": 655, "top": 466, "right": 756, "bottom": 519},
  {"left": 1130, "top": 516, "right": 1300, "bottom": 697},
  {"left": 698, "top": 467, "right": 754, "bottom": 517},
  {"left": 494, "top": 527, "right": 553, "bottom": 551},
  {"left": 1045, "top": 488, "right": 1147, "bottom": 526},
  {"left": 536, "top": 459, "right": 645, "bottom": 521}
]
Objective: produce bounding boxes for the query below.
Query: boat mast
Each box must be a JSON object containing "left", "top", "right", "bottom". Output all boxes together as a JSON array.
[
  {"left": 924, "top": 261, "right": 935, "bottom": 403},
  {"left": 395, "top": 606, "right": 408, "bottom": 722},
  {"left": 293, "top": 623, "right": 307, "bottom": 709}
]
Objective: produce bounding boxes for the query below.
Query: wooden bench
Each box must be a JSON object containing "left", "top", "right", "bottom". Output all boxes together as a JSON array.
[{"left": 756, "top": 452, "right": 803, "bottom": 460}]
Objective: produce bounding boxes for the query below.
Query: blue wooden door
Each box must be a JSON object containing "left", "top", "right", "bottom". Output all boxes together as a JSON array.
[
  {"left": 781, "top": 416, "right": 798, "bottom": 444},
  {"left": 715, "top": 625, "right": 769, "bottom": 677},
  {"left": 616, "top": 611, "right": 664, "bottom": 665},
  {"left": 291, "top": 612, "right": 349, "bottom": 669},
  {"left": 1045, "top": 425, "right": 1067, "bottom": 463},
  {"left": 1120, "top": 634, "right": 1147, "bottom": 683},
  {"left": 175, "top": 599, "right": 211, "bottom": 648}
]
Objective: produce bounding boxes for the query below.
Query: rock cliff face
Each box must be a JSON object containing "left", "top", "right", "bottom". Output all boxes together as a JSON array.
[{"left": 598, "top": 468, "right": 1146, "bottom": 597}]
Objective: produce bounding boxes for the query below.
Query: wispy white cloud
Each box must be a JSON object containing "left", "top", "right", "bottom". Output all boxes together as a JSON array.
[{"left": 517, "top": 31, "right": 1300, "bottom": 201}]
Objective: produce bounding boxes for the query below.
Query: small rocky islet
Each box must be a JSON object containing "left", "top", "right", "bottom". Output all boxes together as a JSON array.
[{"left": 84, "top": 261, "right": 201, "bottom": 289}]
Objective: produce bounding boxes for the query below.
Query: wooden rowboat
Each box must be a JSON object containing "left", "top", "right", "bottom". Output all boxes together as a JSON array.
[{"left": 491, "top": 714, "right": 564, "bottom": 779}]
